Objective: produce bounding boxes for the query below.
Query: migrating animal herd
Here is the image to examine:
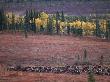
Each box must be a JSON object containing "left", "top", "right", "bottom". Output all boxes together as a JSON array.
[{"left": 7, "top": 64, "right": 110, "bottom": 76}]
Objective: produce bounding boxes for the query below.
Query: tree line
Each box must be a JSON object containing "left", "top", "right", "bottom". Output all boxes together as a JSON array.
[{"left": 0, "top": 8, "right": 110, "bottom": 39}]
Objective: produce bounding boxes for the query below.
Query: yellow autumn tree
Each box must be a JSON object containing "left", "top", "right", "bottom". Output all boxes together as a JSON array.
[
  {"left": 35, "top": 12, "right": 49, "bottom": 30},
  {"left": 81, "top": 21, "right": 86, "bottom": 29},
  {"left": 72, "top": 21, "right": 76, "bottom": 27},
  {"left": 99, "top": 19, "right": 107, "bottom": 32},
  {"left": 6, "top": 12, "right": 20, "bottom": 24},
  {"left": 75, "top": 20, "right": 82, "bottom": 28},
  {"left": 83, "top": 21, "right": 96, "bottom": 35},
  {"left": 52, "top": 19, "right": 56, "bottom": 27},
  {"left": 35, "top": 18, "right": 42, "bottom": 28},
  {"left": 60, "top": 21, "right": 67, "bottom": 33},
  {"left": 40, "top": 12, "right": 49, "bottom": 20}
]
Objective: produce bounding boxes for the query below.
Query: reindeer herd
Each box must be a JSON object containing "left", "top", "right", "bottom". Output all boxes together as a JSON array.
[{"left": 7, "top": 64, "right": 110, "bottom": 76}]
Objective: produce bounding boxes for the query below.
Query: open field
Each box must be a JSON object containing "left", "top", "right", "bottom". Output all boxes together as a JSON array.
[
  {"left": 0, "top": 33, "right": 110, "bottom": 66},
  {"left": 0, "top": 71, "right": 110, "bottom": 82},
  {"left": 0, "top": 33, "right": 110, "bottom": 82},
  {"left": 0, "top": 0, "right": 110, "bottom": 81}
]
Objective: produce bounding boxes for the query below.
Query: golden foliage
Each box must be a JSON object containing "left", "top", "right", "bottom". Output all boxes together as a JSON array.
[
  {"left": 40, "top": 12, "right": 49, "bottom": 20},
  {"left": 35, "top": 18, "right": 42, "bottom": 27},
  {"left": 99, "top": 19, "right": 107, "bottom": 32},
  {"left": 6, "top": 12, "right": 107, "bottom": 33}
]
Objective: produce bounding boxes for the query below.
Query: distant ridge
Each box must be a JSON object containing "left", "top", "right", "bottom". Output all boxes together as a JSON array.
[
  {"left": 0, "top": 0, "right": 110, "bottom": 16},
  {"left": 0, "top": 0, "right": 110, "bottom": 3}
]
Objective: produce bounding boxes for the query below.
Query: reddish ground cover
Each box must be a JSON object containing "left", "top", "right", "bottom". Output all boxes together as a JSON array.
[
  {"left": 0, "top": 33, "right": 110, "bottom": 66},
  {"left": 0, "top": 71, "right": 110, "bottom": 82},
  {"left": 0, "top": 33, "right": 110, "bottom": 82}
]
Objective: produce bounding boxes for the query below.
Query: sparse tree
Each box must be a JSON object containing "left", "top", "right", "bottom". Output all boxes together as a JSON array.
[
  {"left": 99, "top": 55, "right": 104, "bottom": 66},
  {"left": 75, "top": 55, "right": 80, "bottom": 65},
  {"left": 83, "top": 49, "right": 89, "bottom": 65},
  {"left": 88, "top": 72, "right": 95, "bottom": 82}
]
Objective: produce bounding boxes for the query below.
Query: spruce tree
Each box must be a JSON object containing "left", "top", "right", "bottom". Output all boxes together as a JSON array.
[
  {"left": 83, "top": 49, "right": 88, "bottom": 65},
  {"left": 0, "top": 8, "right": 6, "bottom": 31},
  {"left": 67, "top": 24, "right": 70, "bottom": 35},
  {"left": 12, "top": 13, "right": 16, "bottom": 33},
  {"left": 32, "top": 9, "right": 37, "bottom": 33},
  {"left": 24, "top": 10, "right": 29, "bottom": 38},
  {"left": 28, "top": 9, "right": 36, "bottom": 33},
  {"left": 56, "top": 11, "right": 60, "bottom": 34},
  {"left": 0, "top": 9, "right": 3, "bottom": 31},
  {"left": 96, "top": 19, "right": 101, "bottom": 37},
  {"left": 47, "top": 18, "right": 53, "bottom": 35},
  {"left": 6, "top": 14, "right": 10, "bottom": 31},
  {"left": 108, "top": 20, "right": 110, "bottom": 40},
  {"left": 61, "top": 11, "right": 65, "bottom": 22},
  {"left": 106, "top": 20, "right": 110, "bottom": 40}
]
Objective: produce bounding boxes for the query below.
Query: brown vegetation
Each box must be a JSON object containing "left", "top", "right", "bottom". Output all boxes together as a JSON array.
[{"left": 0, "top": 33, "right": 110, "bottom": 82}]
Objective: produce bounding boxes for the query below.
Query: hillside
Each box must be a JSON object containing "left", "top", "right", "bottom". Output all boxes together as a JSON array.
[
  {"left": 0, "top": 33, "right": 110, "bottom": 66},
  {"left": 0, "top": 1, "right": 110, "bottom": 16},
  {"left": 0, "top": 33, "right": 110, "bottom": 82}
]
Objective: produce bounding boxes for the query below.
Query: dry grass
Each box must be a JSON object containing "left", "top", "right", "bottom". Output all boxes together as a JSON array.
[
  {"left": 0, "top": 34, "right": 110, "bottom": 66},
  {"left": 0, "top": 70, "right": 110, "bottom": 82},
  {"left": 0, "top": 33, "right": 110, "bottom": 82}
]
